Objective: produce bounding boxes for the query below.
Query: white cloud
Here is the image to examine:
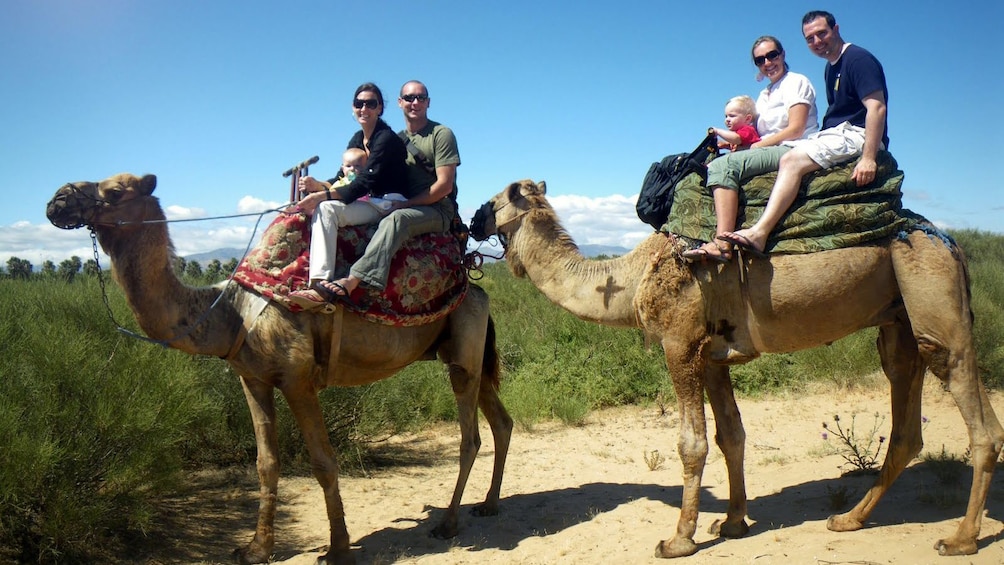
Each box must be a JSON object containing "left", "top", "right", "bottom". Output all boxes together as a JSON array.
[
  {"left": 163, "top": 205, "right": 206, "bottom": 221},
  {"left": 549, "top": 193, "right": 649, "bottom": 250},
  {"left": 237, "top": 195, "right": 286, "bottom": 215}
]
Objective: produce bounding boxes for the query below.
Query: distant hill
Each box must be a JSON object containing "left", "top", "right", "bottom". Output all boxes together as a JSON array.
[
  {"left": 184, "top": 243, "right": 629, "bottom": 266},
  {"left": 184, "top": 247, "right": 245, "bottom": 265}
]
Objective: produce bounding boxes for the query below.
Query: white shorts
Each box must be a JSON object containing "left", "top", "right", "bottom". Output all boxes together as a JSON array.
[{"left": 783, "top": 121, "right": 876, "bottom": 168}]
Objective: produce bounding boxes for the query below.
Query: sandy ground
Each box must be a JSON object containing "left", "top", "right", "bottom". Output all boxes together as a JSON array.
[{"left": 144, "top": 377, "right": 1004, "bottom": 565}]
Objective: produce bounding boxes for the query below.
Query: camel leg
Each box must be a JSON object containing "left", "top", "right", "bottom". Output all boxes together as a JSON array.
[
  {"left": 703, "top": 364, "right": 749, "bottom": 539},
  {"left": 923, "top": 333, "right": 1004, "bottom": 555},
  {"left": 655, "top": 346, "right": 709, "bottom": 558},
  {"left": 431, "top": 362, "right": 482, "bottom": 539},
  {"left": 471, "top": 373, "right": 513, "bottom": 517},
  {"left": 932, "top": 360, "right": 1004, "bottom": 555},
  {"left": 891, "top": 234, "right": 1004, "bottom": 555},
  {"left": 234, "top": 376, "right": 280, "bottom": 565},
  {"left": 828, "top": 317, "right": 925, "bottom": 532},
  {"left": 279, "top": 378, "right": 353, "bottom": 565}
]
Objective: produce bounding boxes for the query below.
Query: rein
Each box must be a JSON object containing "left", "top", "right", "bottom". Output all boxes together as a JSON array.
[{"left": 84, "top": 198, "right": 286, "bottom": 353}]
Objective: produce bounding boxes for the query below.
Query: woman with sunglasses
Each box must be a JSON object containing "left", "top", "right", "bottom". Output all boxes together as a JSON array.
[
  {"left": 289, "top": 82, "right": 410, "bottom": 308},
  {"left": 683, "top": 36, "right": 819, "bottom": 262}
]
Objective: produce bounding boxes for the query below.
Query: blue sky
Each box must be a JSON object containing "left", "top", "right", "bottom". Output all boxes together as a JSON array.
[{"left": 3, "top": 0, "right": 1002, "bottom": 267}]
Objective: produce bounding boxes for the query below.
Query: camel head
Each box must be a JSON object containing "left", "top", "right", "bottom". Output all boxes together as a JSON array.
[
  {"left": 471, "top": 179, "right": 586, "bottom": 278},
  {"left": 47, "top": 173, "right": 159, "bottom": 230},
  {"left": 470, "top": 179, "right": 547, "bottom": 243}
]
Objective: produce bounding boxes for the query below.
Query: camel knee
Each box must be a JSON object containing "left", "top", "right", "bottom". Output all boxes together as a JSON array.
[
  {"left": 714, "top": 426, "right": 745, "bottom": 454},
  {"left": 677, "top": 437, "right": 710, "bottom": 469},
  {"left": 917, "top": 337, "right": 953, "bottom": 380},
  {"left": 449, "top": 365, "right": 477, "bottom": 395}
]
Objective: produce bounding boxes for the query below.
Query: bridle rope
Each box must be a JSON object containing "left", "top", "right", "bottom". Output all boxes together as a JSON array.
[{"left": 83, "top": 198, "right": 289, "bottom": 349}]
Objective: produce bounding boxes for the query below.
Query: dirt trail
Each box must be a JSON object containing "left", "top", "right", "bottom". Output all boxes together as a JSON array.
[{"left": 144, "top": 378, "right": 1004, "bottom": 564}]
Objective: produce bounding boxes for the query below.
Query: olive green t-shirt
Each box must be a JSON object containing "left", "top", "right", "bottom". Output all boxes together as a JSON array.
[{"left": 400, "top": 120, "right": 461, "bottom": 198}]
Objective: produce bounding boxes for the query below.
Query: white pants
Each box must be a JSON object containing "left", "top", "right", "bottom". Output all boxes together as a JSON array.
[{"left": 308, "top": 199, "right": 383, "bottom": 283}]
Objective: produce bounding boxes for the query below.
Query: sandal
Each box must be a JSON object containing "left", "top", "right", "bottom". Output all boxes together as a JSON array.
[
  {"left": 682, "top": 240, "right": 732, "bottom": 264},
  {"left": 314, "top": 280, "right": 356, "bottom": 307},
  {"left": 288, "top": 289, "right": 329, "bottom": 310},
  {"left": 717, "top": 232, "right": 768, "bottom": 259}
]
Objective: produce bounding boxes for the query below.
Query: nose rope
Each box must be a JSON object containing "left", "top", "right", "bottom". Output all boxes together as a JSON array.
[{"left": 85, "top": 203, "right": 279, "bottom": 353}]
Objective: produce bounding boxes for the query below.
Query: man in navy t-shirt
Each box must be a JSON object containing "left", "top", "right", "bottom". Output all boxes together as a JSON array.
[{"left": 718, "top": 10, "right": 889, "bottom": 256}]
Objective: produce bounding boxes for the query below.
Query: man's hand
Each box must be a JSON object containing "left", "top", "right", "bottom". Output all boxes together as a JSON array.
[{"left": 851, "top": 156, "right": 877, "bottom": 187}]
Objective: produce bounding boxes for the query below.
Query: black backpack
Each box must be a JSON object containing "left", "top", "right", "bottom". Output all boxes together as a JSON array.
[{"left": 636, "top": 130, "right": 720, "bottom": 230}]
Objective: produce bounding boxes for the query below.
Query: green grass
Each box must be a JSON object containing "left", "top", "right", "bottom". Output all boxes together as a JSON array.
[{"left": 1, "top": 228, "right": 1002, "bottom": 562}]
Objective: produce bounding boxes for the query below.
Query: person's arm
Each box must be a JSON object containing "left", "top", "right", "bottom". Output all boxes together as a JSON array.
[
  {"left": 752, "top": 103, "right": 809, "bottom": 148},
  {"left": 851, "top": 90, "right": 886, "bottom": 186},
  {"left": 402, "top": 164, "right": 457, "bottom": 207},
  {"left": 713, "top": 127, "right": 743, "bottom": 146}
]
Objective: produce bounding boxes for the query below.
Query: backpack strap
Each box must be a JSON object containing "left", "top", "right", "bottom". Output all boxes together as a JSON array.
[{"left": 398, "top": 131, "right": 437, "bottom": 176}]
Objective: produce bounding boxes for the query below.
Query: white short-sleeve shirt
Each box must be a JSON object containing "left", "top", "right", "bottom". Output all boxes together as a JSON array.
[{"left": 755, "top": 71, "right": 819, "bottom": 138}]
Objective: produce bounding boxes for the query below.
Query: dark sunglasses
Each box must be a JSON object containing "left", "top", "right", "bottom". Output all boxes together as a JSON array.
[
  {"left": 400, "top": 93, "right": 428, "bottom": 103},
  {"left": 353, "top": 98, "right": 379, "bottom": 110},
  {"left": 754, "top": 50, "right": 782, "bottom": 66}
]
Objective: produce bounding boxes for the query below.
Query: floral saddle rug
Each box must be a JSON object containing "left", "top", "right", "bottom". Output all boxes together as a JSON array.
[
  {"left": 232, "top": 212, "right": 468, "bottom": 326},
  {"left": 664, "top": 150, "right": 927, "bottom": 254}
]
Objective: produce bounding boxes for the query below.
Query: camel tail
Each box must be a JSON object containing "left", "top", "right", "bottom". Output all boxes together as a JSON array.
[{"left": 482, "top": 314, "right": 501, "bottom": 391}]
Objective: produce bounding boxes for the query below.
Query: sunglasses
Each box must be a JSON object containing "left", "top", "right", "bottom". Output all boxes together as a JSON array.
[
  {"left": 400, "top": 93, "right": 428, "bottom": 103},
  {"left": 754, "top": 50, "right": 782, "bottom": 66},
  {"left": 353, "top": 98, "right": 379, "bottom": 110}
]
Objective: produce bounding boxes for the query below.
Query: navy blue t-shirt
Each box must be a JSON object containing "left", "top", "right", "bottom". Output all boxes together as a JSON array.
[{"left": 823, "top": 44, "right": 890, "bottom": 149}]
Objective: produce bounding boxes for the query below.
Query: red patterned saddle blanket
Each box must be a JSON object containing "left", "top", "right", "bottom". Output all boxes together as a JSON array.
[{"left": 232, "top": 212, "right": 468, "bottom": 326}]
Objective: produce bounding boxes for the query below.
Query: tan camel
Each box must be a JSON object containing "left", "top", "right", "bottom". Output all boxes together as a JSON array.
[
  {"left": 45, "top": 173, "right": 513, "bottom": 565},
  {"left": 470, "top": 179, "right": 1004, "bottom": 559}
]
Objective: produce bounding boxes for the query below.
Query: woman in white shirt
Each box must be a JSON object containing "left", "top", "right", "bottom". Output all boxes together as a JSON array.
[{"left": 683, "top": 36, "right": 818, "bottom": 262}]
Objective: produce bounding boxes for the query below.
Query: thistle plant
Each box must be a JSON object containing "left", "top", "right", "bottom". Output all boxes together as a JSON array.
[
  {"left": 644, "top": 449, "right": 667, "bottom": 471},
  {"left": 822, "top": 412, "right": 886, "bottom": 473}
]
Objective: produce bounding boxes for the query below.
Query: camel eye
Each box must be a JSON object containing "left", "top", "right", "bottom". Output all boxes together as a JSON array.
[{"left": 102, "top": 187, "right": 125, "bottom": 204}]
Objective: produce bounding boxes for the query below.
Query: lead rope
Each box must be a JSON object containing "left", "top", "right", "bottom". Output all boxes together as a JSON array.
[{"left": 88, "top": 206, "right": 281, "bottom": 348}]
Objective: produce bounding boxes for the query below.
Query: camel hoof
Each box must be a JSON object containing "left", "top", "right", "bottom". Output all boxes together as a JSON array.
[
  {"left": 826, "top": 513, "right": 863, "bottom": 532},
  {"left": 709, "top": 518, "right": 750, "bottom": 538},
  {"left": 233, "top": 544, "right": 270, "bottom": 565},
  {"left": 430, "top": 521, "right": 459, "bottom": 540},
  {"left": 316, "top": 552, "right": 355, "bottom": 565},
  {"left": 471, "top": 501, "right": 500, "bottom": 517},
  {"left": 654, "top": 537, "right": 698, "bottom": 558},
  {"left": 934, "top": 537, "right": 977, "bottom": 556}
]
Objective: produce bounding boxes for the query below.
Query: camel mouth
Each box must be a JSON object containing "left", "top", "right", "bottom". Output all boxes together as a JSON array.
[
  {"left": 46, "top": 185, "right": 91, "bottom": 230},
  {"left": 470, "top": 201, "right": 495, "bottom": 241}
]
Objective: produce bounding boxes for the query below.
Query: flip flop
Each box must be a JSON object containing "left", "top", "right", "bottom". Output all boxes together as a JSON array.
[
  {"left": 287, "top": 289, "right": 329, "bottom": 310},
  {"left": 315, "top": 280, "right": 357, "bottom": 307},
  {"left": 717, "top": 232, "right": 768, "bottom": 259},
  {"left": 682, "top": 247, "right": 730, "bottom": 264}
]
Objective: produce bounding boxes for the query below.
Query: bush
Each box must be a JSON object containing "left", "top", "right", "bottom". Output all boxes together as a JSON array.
[{"left": 0, "top": 278, "right": 213, "bottom": 562}]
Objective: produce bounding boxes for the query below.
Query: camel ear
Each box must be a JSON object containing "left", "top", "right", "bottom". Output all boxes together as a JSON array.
[
  {"left": 138, "top": 174, "right": 157, "bottom": 195},
  {"left": 536, "top": 180, "right": 547, "bottom": 195}
]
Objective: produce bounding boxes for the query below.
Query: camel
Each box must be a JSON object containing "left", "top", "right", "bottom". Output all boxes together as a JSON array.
[
  {"left": 45, "top": 173, "right": 513, "bottom": 565},
  {"left": 470, "top": 179, "right": 1004, "bottom": 559}
]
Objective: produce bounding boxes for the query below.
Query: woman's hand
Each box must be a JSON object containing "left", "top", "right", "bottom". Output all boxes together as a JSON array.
[
  {"left": 289, "top": 191, "right": 325, "bottom": 215},
  {"left": 297, "top": 175, "right": 324, "bottom": 197}
]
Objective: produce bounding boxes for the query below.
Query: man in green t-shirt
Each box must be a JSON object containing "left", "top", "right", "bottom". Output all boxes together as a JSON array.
[{"left": 329, "top": 80, "right": 461, "bottom": 297}]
